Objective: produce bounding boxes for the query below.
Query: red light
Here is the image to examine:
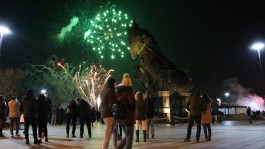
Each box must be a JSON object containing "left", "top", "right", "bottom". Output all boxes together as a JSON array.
[{"left": 56, "top": 62, "right": 62, "bottom": 67}]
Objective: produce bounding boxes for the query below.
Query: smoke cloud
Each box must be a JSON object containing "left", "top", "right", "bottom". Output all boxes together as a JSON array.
[
  {"left": 58, "top": 16, "right": 79, "bottom": 41},
  {"left": 226, "top": 78, "right": 264, "bottom": 111}
]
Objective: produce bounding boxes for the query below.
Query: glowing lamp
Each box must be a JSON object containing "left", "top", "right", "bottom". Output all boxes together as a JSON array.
[
  {"left": 0, "top": 26, "right": 11, "bottom": 35},
  {"left": 251, "top": 42, "right": 265, "bottom": 51}
]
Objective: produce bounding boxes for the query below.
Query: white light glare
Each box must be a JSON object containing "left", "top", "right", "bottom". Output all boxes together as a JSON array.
[
  {"left": 224, "top": 92, "right": 230, "bottom": 97},
  {"left": 41, "top": 89, "right": 47, "bottom": 94},
  {"left": 251, "top": 42, "right": 265, "bottom": 51},
  {"left": 0, "top": 26, "right": 11, "bottom": 35}
]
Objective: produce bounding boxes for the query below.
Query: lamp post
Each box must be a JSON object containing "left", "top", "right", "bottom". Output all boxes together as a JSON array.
[
  {"left": 217, "top": 98, "right": 221, "bottom": 106},
  {"left": 251, "top": 42, "right": 265, "bottom": 94},
  {"left": 224, "top": 92, "right": 230, "bottom": 116},
  {"left": 224, "top": 92, "right": 230, "bottom": 104},
  {"left": 0, "top": 25, "right": 11, "bottom": 62}
]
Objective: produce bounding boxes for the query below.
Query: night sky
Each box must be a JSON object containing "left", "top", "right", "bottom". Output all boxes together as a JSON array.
[{"left": 1, "top": 0, "right": 265, "bottom": 97}]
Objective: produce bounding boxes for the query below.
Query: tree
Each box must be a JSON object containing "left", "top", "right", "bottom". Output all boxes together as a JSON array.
[{"left": 0, "top": 68, "right": 22, "bottom": 100}]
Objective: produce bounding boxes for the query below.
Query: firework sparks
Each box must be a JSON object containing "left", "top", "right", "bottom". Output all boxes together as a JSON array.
[
  {"left": 22, "top": 57, "right": 114, "bottom": 109},
  {"left": 84, "top": 3, "right": 132, "bottom": 59},
  {"left": 73, "top": 64, "right": 114, "bottom": 110}
]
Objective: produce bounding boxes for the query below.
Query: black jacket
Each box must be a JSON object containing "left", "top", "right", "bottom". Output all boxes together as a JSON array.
[
  {"left": 20, "top": 97, "right": 38, "bottom": 118},
  {"left": 145, "top": 97, "right": 155, "bottom": 118},
  {"left": 77, "top": 99, "right": 90, "bottom": 119}
]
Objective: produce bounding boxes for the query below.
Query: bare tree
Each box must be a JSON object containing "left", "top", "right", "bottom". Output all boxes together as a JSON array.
[{"left": 0, "top": 68, "right": 22, "bottom": 100}]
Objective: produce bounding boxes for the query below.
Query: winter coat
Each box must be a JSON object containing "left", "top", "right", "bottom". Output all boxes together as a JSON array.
[
  {"left": 186, "top": 96, "right": 203, "bottom": 116},
  {"left": 20, "top": 96, "right": 38, "bottom": 118},
  {"left": 37, "top": 94, "right": 51, "bottom": 121},
  {"left": 77, "top": 99, "right": 90, "bottom": 119},
  {"left": 100, "top": 86, "right": 116, "bottom": 119},
  {"left": 135, "top": 97, "right": 146, "bottom": 120},
  {"left": 67, "top": 100, "right": 77, "bottom": 114},
  {"left": 8, "top": 99, "right": 20, "bottom": 118},
  {"left": 116, "top": 86, "right": 136, "bottom": 126},
  {"left": 201, "top": 99, "right": 213, "bottom": 124},
  {"left": 145, "top": 97, "right": 155, "bottom": 118}
]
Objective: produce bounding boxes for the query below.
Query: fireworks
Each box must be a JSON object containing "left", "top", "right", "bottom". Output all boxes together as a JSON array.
[
  {"left": 84, "top": 4, "right": 132, "bottom": 59},
  {"left": 73, "top": 64, "right": 114, "bottom": 110},
  {"left": 22, "top": 57, "right": 114, "bottom": 109}
]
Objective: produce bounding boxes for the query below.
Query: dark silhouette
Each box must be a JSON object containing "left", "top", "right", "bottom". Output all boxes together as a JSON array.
[
  {"left": 0, "top": 95, "right": 7, "bottom": 137},
  {"left": 90, "top": 107, "right": 96, "bottom": 126},
  {"left": 19, "top": 89, "right": 41, "bottom": 144},
  {"left": 37, "top": 94, "right": 52, "bottom": 142},
  {"left": 58, "top": 106, "right": 65, "bottom": 125},
  {"left": 77, "top": 98, "right": 91, "bottom": 138},
  {"left": 184, "top": 91, "right": 203, "bottom": 143},
  {"left": 65, "top": 99, "right": 77, "bottom": 138},
  {"left": 145, "top": 92, "right": 155, "bottom": 139},
  {"left": 246, "top": 107, "right": 254, "bottom": 123}
]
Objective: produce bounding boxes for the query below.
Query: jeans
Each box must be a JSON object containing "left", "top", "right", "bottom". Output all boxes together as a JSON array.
[
  {"left": 103, "top": 117, "right": 115, "bottom": 149},
  {"left": 186, "top": 115, "right": 202, "bottom": 141},
  {"left": 202, "top": 124, "right": 211, "bottom": 138},
  {"left": 146, "top": 118, "right": 154, "bottom": 136},
  {"left": 118, "top": 124, "right": 134, "bottom": 149},
  {"left": 9, "top": 117, "right": 20, "bottom": 135}
]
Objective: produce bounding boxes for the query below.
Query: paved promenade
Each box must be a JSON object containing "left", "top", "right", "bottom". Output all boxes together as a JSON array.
[{"left": 1, "top": 120, "right": 265, "bottom": 149}]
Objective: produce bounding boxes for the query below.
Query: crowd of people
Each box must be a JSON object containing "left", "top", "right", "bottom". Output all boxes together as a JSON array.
[
  {"left": 0, "top": 90, "right": 97, "bottom": 144},
  {"left": 101, "top": 73, "right": 156, "bottom": 149},
  {"left": 0, "top": 72, "right": 219, "bottom": 148}
]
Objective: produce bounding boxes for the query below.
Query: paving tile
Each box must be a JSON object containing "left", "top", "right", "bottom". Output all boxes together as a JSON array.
[{"left": 0, "top": 120, "right": 265, "bottom": 149}]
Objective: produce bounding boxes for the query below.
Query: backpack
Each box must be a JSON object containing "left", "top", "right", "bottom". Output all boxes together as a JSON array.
[{"left": 112, "top": 101, "right": 126, "bottom": 120}]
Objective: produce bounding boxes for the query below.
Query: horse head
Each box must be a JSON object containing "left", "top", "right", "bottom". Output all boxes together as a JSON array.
[{"left": 127, "top": 19, "right": 148, "bottom": 59}]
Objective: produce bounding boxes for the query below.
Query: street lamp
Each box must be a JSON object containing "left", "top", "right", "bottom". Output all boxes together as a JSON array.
[
  {"left": 0, "top": 25, "right": 11, "bottom": 61},
  {"left": 41, "top": 89, "right": 47, "bottom": 94},
  {"left": 217, "top": 98, "right": 221, "bottom": 106},
  {"left": 224, "top": 92, "right": 230, "bottom": 104},
  {"left": 251, "top": 42, "right": 265, "bottom": 94}
]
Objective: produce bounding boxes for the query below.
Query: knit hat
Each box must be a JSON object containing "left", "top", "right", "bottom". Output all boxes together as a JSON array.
[{"left": 118, "top": 73, "right": 132, "bottom": 86}]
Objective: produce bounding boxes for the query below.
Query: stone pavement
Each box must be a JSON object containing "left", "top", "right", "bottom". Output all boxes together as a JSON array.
[{"left": 1, "top": 120, "right": 265, "bottom": 149}]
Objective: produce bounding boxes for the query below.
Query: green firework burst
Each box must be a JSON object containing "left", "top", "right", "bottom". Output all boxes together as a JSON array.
[{"left": 84, "top": 4, "right": 132, "bottom": 59}]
